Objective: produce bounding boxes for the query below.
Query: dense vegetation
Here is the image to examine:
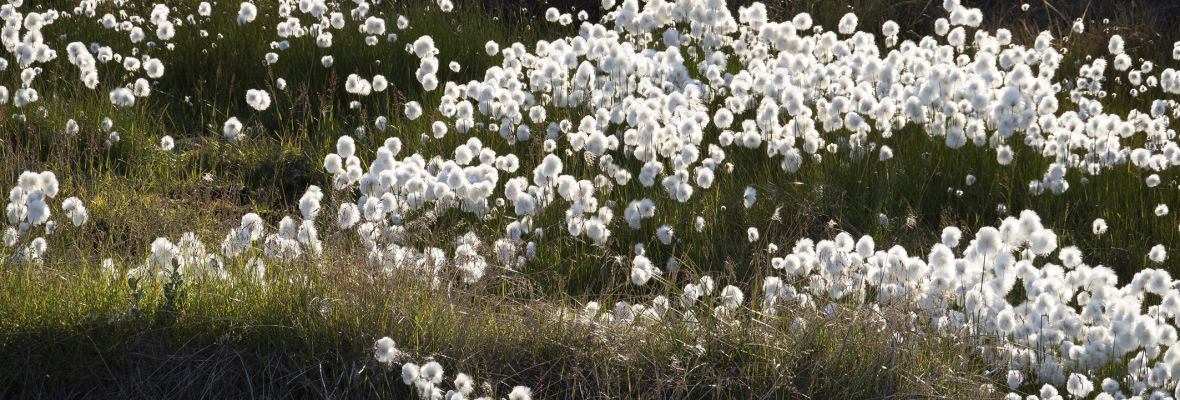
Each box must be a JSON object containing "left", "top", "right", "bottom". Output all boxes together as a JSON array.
[{"left": 3, "top": 0, "right": 1180, "bottom": 398}]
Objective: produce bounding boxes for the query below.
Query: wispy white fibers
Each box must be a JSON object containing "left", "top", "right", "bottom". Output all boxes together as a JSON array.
[
  {"left": 454, "top": 373, "right": 474, "bottom": 396},
  {"left": 720, "top": 285, "right": 744, "bottom": 310},
  {"left": 837, "top": 13, "right": 858, "bottom": 35},
  {"left": 237, "top": 2, "right": 258, "bottom": 25},
  {"left": 109, "top": 87, "right": 134, "bottom": 107},
  {"left": 1092, "top": 218, "right": 1108, "bottom": 235},
  {"left": 1108, "top": 34, "right": 1124, "bottom": 55},
  {"left": 630, "top": 254, "right": 657, "bottom": 286},
  {"left": 364, "top": 17, "right": 386, "bottom": 35},
  {"left": 345, "top": 74, "right": 372, "bottom": 95},
  {"left": 1007, "top": 370, "right": 1023, "bottom": 390},
  {"left": 1066, "top": 373, "right": 1093, "bottom": 398},
  {"left": 420, "top": 361, "right": 444, "bottom": 384},
  {"left": 374, "top": 337, "right": 400, "bottom": 364},
  {"left": 144, "top": 58, "right": 164, "bottom": 78},
  {"left": 246, "top": 89, "right": 271, "bottom": 111},
  {"left": 405, "top": 101, "right": 423, "bottom": 120},
  {"left": 401, "top": 363, "right": 419, "bottom": 385},
  {"left": 508, "top": 386, "right": 532, "bottom": 400},
  {"left": 742, "top": 186, "right": 756, "bottom": 208},
  {"left": 1150, "top": 244, "right": 1167, "bottom": 263},
  {"left": 61, "top": 197, "right": 88, "bottom": 226},
  {"left": 223, "top": 117, "right": 244, "bottom": 143}
]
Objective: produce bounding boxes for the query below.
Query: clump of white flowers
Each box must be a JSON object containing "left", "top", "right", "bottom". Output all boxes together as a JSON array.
[
  {"left": 4, "top": 171, "right": 88, "bottom": 262},
  {"left": 376, "top": 336, "right": 530, "bottom": 400}
]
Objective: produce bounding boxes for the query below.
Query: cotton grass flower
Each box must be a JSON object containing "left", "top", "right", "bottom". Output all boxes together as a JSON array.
[
  {"left": 401, "top": 363, "right": 419, "bottom": 385},
  {"left": 1150, "top": 245, "right": 1167, "bottom": 263},
  {"left": 61, "top": 197, "right": 88, "bottom": 226},
  {"left": 630, "top": 254, "right": 657, "bottom": 286},
  {"left": 144, "top": 59, "right": 164, "bottom": 78},
  {"left": 420, "top": 361, "right": 444, "bottom": 384},
  {"left": 742, "top": 186, "right": 756, "bottom": 208},
  {"left": 1027, "top": 229, "right": 1057, "bottom": 256},
  {"left": 405, "top": 101, "right": 423, "bottom": 120},
  {"left": 1146, "top": 174, "right": 1161, "bottom": 187},
  {"left": 1007, "top": 370, "right": 1023, "bottom": 390},
  {"left": 720, "top": 285, "right": 744, "bottom": 310},
  {"left": 412, "top": 36, "right": 436, "bottom": 58},
  {"left": 453, "top": 373, "right": 474, "bottom": 396},
  {"left": 656, "top": 225, "right": 673, "bottom": 245},
  {"left": 1108, "top": 35, "right": 1124, "bottom": 55},
  {"left": 1092, "top": 218, "right": 1108, "bottom": 235},
  {"left": 1066, "top": 373, "right": 1093, "bottom": 398},
  {"left": 223, "top": 117, "right": 244, "bottom": 143},
  {"left": 237, "top": 2, "right": 258, "bottom": 25},
  {"left": 364, "top": 17, "right": 386, "bottom": 35},
  {"left": 374, "top": 337, "right": 400, "bottom": 364},
  {"left": 837, "top": 13, "right": 858, "bottom": 35},
  {"left": 24, "top": 237, "right": 47, "bottom": 261},
  {"left": 109, "top": 88, "right": 134, "bottom": 107},
  {"left": 246, "top": 89, "right": 271, "bottom": 111},
  {"left": 974, "top": 226, "right": 1002, "bottom": 255},
  {"left": 508, "top": 386, "right": 532, "bottom": 400}
]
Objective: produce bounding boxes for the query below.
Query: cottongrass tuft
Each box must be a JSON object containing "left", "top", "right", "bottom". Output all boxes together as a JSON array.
[
  {"left": 422, "top": 361, "right": 445, "bottom": 381},
  {"left": 508, "top": 386, "right": 531, "bottom": 400},
  {"left": 237, "top": 2, "right": 257, "bottom": 25},
  {"left": 245, "top": 89, "right": 271, "bottom": 111},
  {"left": 374, "top": 337, "right": 400, "bottom": 364},
  {"left": 1150, "top": 244, "right": 1167, "bottom": 263},
  {"left": 223, "top": 117, "right": 244, "bottom": 143},
  {"left": 401, "top": 363, "right": 419, "bottom": 385}
]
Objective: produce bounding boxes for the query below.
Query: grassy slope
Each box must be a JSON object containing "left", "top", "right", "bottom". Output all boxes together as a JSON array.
[{"left": 1, "top": 0, "right": 1178, "bottom": 398}]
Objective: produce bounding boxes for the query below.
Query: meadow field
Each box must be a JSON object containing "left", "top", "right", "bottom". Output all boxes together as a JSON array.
[{"left": 3, "top": 0, "right": 1180, "bottom": 398}]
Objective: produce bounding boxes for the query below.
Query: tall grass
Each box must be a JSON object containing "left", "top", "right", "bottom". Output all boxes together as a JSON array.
[{"left": 1, "top": 0, "right": 1179, "bottom": 397}]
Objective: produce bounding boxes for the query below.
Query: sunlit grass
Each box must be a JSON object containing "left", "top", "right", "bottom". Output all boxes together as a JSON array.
[{"left": 1, "top": 0, "right": 1179, "bottom": 397}]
